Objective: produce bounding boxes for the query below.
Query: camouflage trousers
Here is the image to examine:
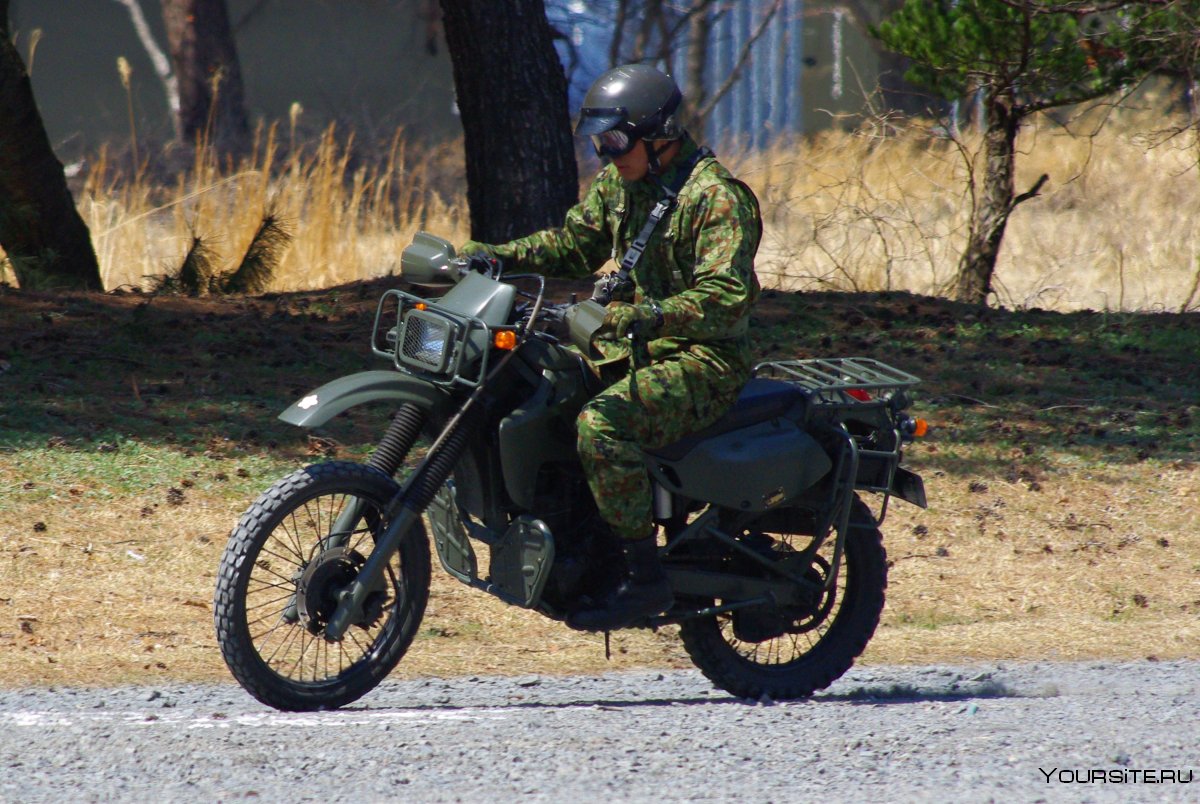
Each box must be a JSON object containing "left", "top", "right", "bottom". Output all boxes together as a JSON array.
[{"left": 576, "top": 352, "right": 742, "bottom": 541}]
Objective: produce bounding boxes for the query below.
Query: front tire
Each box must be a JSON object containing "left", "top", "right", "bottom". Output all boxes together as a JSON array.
[
  {"left": 214, "top": 461, "right": 431, "bottom": 711},
  {"left": 679, "top": 497, "right": 886, "bottom": 700}
]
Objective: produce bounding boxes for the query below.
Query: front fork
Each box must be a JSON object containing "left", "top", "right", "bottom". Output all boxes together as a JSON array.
[
  {"left": 283, "top": 403, "right": 427, "bottom": 624},
  {"left": 323, "top": 401, "right": 483, "bottom": 642}
]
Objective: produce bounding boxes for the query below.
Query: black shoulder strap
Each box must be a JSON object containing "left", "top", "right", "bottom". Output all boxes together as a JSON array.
[{"left": 614, "top": 146, "right": 713, "bottom": 286}]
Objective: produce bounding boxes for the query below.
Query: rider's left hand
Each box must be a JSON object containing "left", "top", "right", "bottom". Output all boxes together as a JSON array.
[
  {"left": 599, "top": 301, "right": 658, "bottom": 340},
  {"left": 465, "top": 254, "right": 502, "bottom": 275}
]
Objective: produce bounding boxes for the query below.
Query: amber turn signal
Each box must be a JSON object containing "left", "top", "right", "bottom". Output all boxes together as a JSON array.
[
  {"left": 912, "top": 418, "right": 928, "bottom": 437},
  {"left": 414, "top": 302, "right": 428, "bottom": 311},
  {"left": 493, "top": 330, "right": 517, "bottom": 350}
]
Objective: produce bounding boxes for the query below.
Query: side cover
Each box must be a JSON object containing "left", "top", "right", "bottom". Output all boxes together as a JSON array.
[{"left": 647, "top": 419, "right": 833, "bottom": 512}]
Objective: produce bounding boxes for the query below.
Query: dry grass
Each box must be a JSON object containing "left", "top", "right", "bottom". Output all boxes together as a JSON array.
[
  {"left": 2, "top": 457, "right": 1195, "bottom": 688},
  {"left": 73, "top": 124, "right": 470, "bottom": 294},
  {"left": 4, "top": 100, "right": 1199, "bottom": 312},
  {"left": 734, "top": 103, "right": 1200, "bottom": 312}
]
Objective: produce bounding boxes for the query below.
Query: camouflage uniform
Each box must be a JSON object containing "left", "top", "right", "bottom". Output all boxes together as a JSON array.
[{"left": 463, "top": 138, "right": 761, "bottom": 541}]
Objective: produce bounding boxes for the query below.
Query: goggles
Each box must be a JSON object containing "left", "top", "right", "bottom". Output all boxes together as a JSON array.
[{"left": 590, "top": 128, "right": 639, "bottom": 159}]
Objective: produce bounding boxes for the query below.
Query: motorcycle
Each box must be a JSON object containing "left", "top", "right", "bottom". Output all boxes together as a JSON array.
[{"left": 213, "top": 233, "right": 928, "bottom": 712}]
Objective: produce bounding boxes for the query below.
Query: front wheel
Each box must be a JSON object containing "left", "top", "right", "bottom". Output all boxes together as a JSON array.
[
  {"left": 214, "top": 461, "right": 430, "bottom": 711},
  {"left": 679, "top": 497, "right": 887, "bottom": 700}
]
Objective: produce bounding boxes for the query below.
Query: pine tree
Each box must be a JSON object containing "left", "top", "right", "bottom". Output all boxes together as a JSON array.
[{"left": 874, "top": 1, "right": 1181, "bottom": 305}]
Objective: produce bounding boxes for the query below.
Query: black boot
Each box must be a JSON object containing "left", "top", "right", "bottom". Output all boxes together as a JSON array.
[{"left": 568, "top": 536, "right": 673, "bottom": 631}]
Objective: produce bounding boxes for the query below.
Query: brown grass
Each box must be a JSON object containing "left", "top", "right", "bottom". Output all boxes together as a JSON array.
[
  {"left": 3, "top": 458, "right": 1195, "bottom": 688},
  {"left": 4, "top": 99, "right": 1198, "bottom": 312},
  {"left": 68, "top": 124, "right": 470, "bottom": 294},
  {"left": 734, "top": 100, "right": 1200, "bottom": 312}
]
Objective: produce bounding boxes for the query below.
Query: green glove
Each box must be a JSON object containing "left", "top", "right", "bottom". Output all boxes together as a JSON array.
[{"left": 599, "top": 301, "right": 662, "bottom": 340}]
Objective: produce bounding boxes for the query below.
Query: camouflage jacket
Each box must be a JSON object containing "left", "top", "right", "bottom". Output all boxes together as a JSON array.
[{"left": 461, "top": 138, "right": 762, "bottom": 378}]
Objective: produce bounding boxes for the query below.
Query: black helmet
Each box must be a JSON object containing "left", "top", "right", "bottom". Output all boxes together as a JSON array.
[{"left": 576, "top": 64, "right": 683, "bottom": 159}]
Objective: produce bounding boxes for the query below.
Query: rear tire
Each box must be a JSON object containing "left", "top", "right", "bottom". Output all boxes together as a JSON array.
[
  {"left": 214, "top": 461, "right": 430, "bottom": 711},
  {"left": 678, "top": 497, "right": 886, "bottom": 700}
]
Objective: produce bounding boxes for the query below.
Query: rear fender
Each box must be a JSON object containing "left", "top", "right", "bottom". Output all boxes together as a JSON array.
[{"left": 278, "top": 370, "right": 446, "bottom": 428}]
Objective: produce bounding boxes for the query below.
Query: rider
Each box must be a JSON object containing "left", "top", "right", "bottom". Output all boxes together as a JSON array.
[{"left": 461, "top": 63, "right": 761, "bottom": 631}]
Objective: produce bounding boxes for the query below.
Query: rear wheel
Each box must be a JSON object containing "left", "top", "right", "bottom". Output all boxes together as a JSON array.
[
  {"left": 678, "top": 497, "right": 886, "bottom": 700},
  {"left": 214, "top": 461, "right": 430, "bottom": 711}
]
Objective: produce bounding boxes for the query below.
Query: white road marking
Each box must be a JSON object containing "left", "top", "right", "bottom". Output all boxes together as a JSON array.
[{"left": 0, "top": 707, "right": 512, "bottom": 730}]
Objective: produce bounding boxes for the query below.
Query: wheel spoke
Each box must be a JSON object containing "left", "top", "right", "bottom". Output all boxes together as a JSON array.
[
  {"left": 249, "top": 610, "right": 294, "bottom": 643},
  {"left": 251, "top": 558, "right": 301, "bottom": 588},
  {"left": 245, "top": 578, "right": 291, "bottom": 595},
  {"left": 281, "top": 511, "right": 310, "bottom": 562},
  {"left": 265, "top": 622, "right": 303, "bottom": 671},
  {"left": 259, "top": 540, "right": 306, "bottom": 570},
  {"left": 245, "top": 592, "right": 297, "bottom": 618},
  {"left": 245, "top": 495, "right": 401, "bottom": 685},
  {"left": 216, "top": 464, "right": 431, "bottom": 709},
  {"left": 705, "top": 529, "right": 855, "bottom": 668}
]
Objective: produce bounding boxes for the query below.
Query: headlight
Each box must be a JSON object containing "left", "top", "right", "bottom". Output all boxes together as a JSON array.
[{"left": 398, "top": 310, "right": 454, "bottom": 373}]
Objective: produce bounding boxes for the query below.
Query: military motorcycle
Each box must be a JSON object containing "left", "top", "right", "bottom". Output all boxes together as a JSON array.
[{"left": 213, "top": 233, "right": 929, "bottom": 712}]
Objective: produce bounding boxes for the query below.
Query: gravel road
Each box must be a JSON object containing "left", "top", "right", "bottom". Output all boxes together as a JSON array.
[{"left": 0, "top": 659, "right": 1195, "bottom": 803}]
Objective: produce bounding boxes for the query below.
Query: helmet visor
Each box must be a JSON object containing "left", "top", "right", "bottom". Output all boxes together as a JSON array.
[
  {"left": 590, "top": 128, "right": 637, "bottom": 159},
  {"left": 575, "top": 106, "right": 627, "bottom": 137}
]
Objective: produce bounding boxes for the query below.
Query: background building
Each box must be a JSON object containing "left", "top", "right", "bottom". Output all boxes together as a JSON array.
[{"left": 9, "top": 0, "right": 886, "bottom": 159}]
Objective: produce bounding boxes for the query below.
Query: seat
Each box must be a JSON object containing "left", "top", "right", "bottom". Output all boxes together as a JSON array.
[{"left": 647, "top": 378, "right": 806, "bottom": 462}]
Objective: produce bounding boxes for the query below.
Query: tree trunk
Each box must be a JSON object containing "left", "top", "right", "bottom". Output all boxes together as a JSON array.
[
  {"left": 160, "top": 0, "right": 249, "bottom": 155},
  {"left": 439, "top": 0, "right": 578, "bottom": 243},
  {"left": 954, "top": 92, "right": 1019, "bottom": 305},
  {"left": 685, "top": 6, "right": 712, "bottom": 123},
  {"left": 0, "top": 0, "right": 103, "bottom": 291}
]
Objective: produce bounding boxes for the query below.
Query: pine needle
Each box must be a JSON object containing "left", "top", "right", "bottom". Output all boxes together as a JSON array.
[
  {"left": 177, "top": 234, "right": 219, "bottom": 295},
  {"left": 221, "top": 212, "right": 292, "bottom": 294},
  {"left": 148, "top": 232, "right": 218, "bottom": 296}
]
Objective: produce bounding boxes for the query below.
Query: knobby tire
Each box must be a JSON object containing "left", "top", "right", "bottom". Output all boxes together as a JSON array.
[
  {"left": 213, "top": 461, "right": 431, "bottom": 711},
  {"left": 679, "top": 497, "right": 887, "bottom": 700}
]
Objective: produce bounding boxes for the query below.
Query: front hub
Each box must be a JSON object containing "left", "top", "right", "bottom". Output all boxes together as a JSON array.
[{"left": 296, "top": 546, "right": 384, "bottom": 636}]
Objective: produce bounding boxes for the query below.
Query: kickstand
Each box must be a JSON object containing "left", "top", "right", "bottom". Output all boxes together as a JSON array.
[{"left": 604, "top": 631, "right": 612, "bottom": 660}]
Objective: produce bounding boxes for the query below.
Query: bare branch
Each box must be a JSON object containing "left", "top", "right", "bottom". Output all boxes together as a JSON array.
[
  {"left": 112, "top": 0, "right": 180, "bottom": 137},
  {"left": 1011, "top": 172, "right": 1049, "bottom": 207},
  {"left": 992, "top": 0, "right": 1176, "bottom": 14}
]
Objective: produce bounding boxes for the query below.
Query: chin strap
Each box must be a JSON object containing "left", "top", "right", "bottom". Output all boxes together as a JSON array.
[{"left": 644, "top": 140, "right": 673, "bottom": 175}]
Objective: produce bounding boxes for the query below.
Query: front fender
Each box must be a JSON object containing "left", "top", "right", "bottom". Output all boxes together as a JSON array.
[{"left": 279, "top": 370, "right": 446, "bottom": 428}]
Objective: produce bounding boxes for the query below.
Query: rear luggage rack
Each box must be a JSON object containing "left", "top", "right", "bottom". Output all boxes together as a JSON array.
[
  {"left": 753, "top": 358, "right": 920, "bottom": 407},
  {"left": 755, "top": 358, "right": 924, "bottom": 525}
]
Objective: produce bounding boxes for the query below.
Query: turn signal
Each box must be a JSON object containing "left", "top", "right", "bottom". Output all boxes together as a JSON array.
[
  {"left": 494, "top": 330, "right": 518, "bottom": 350},
  {"left": 414, "top": 302, "right": 428, "bottom": 311},
  {"left": 912, "top": 418, "right": 929, "bottom": 437}
]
